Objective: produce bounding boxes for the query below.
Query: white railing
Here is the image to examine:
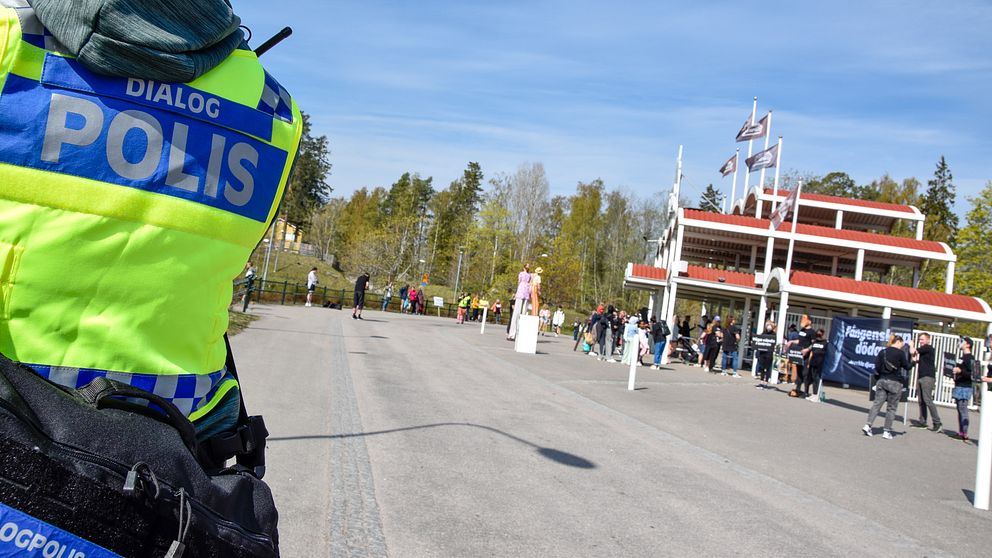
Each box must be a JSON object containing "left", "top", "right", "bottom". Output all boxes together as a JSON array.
[{"left": 908, "top": 330, "right": 978, "bottom": 410}]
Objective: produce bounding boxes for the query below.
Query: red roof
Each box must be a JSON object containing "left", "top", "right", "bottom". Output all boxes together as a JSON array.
[
  {"left": 629, "top": 264, "right": 667, "bottom": 281},
  {"left": 684, "top": 265, "right": 757, "bottom": 288},
  {"left": 684, "top": 209, "right": 768, "bottom": 229},
  {"left": 790, "top": 271, "right": 985, "bottom": 313},
  {"left": 684, "top": 208, "right": 946, "bottom": 254},
  {"left": 764, "top": 188, "right": 916, "bottom": 214},
  {"left": 788, "top": 223, "right": 947, "bottom": 254}
]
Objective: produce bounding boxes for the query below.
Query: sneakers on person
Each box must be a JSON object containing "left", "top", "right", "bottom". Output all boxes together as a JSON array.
[
  {"left": 588, "top": 352, "right": 598, "bottom": 357},
  {"left": 731, "top": 373, "right": 742, "bottom": 378},
  {"left": 607, "top": 358, "right": 617, "bottom": 363},
  {"left": 909, "top": 421, "right": 928, "bottom": 429},
  {"left": 650, "top": 365, "right": 659, "bottom": 370},
  {"left": 882, "top": 431, "right": 894, "bottom": 440},
  {"left": 806, "top": 395, "right": 819, "bottom": 402},
  {"left": 862, "top": 425, "right": 873, "bottom": 437},
  {"left": 930, "top": 422, "right": 942, "bottom": 432}
]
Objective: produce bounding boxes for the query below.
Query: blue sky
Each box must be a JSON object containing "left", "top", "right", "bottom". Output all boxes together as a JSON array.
[{"left": 238, "top": 0, "right": 991, "bottom": 212}]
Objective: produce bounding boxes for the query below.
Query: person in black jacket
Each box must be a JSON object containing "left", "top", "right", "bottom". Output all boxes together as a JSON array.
[
  {"left": 862, "top": 336, "right": 911, "bottom": 439},
  {"left": 910, "top": 333, "right": 942, "bottom": 431},
  {"left": 804, "top": 329, "right": 827, "bottom": 401},
  {"left": 951, "top": 337, "right": 976, "bottom": 442}
]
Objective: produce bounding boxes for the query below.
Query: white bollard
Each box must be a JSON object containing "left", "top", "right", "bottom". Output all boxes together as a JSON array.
[
  {"left": 627, "top": 346, "right": 638, "bottom": 391},
  {"left": 480, "top": 307, "right": 488, "bottom": 334},
  {"left": 975, "top": 381, "right": 991, "bottom": 510}
]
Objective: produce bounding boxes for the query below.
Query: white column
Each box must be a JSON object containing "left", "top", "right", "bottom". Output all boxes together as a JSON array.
[
  {"left": 915, "top": 220, "right": 924, "bottom": 241},
  {"left": 835, "top": 210, "right": 844, "bottom": 229},
  {"left": 775, "top": 293, "right": 790, "bottom": 347},
  {"left": 946, "top": 261, "right": 956, "bottom": 294},
  {"left": 755, "top": 198, "right": 764, "bottom": 219},
  {"left": 647, "top": 293, "right": 656, "bottom": 318},
  {"left": 913, "top": 266, "right": 921, "bottom": 288},
  {"left": 659, "top": 286, "right": 671, "bottom": 321},
  {"left": 735, "top": 253, "right": 742, "bottom": 272},
  {"left": 763, "top": 235, "right": 775, "bottom": 278},
  {"left": 851, "top": 308, "right": 859, "bottom": 317},
  {"left": 661, "top": 283, "right": 679, "bottom": 365},
  {"left": 882, "top": 306, "right": 892, "bottom": 319},
  {"left": 855, "top": 249, "right": 865, "bottom": 281},
  {"left": 749, "top": 245, "right": 759, "bottom": 273},
  {"left": 831, "top": 256, "right": 839, "bottom": 276}
]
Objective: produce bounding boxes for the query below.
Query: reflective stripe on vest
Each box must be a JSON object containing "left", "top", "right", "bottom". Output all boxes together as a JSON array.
[{"left": 0, "top": 7, "right": 303, "bottom": 419}]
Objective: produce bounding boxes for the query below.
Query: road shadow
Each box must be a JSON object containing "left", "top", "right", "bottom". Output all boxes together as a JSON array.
[
  {"left": 962, "top": 489, "right": 975, "bottom": 504},
  {"left": 269, "top": 422, "right": 596, "bottom": 469}
]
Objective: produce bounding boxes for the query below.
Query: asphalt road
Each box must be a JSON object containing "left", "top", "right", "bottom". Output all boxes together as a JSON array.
[{"left": 230, "top": 304, "right": 992, "bottom": 557}]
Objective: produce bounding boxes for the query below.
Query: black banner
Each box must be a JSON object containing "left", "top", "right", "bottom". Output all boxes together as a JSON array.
[{"left": 822, "top": 316, "right": 914, "bottom": 388}]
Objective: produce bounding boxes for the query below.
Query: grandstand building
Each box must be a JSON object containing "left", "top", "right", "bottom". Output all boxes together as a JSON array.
[{"left": 625, "top": 181, "right": 992, "bottom": 366}]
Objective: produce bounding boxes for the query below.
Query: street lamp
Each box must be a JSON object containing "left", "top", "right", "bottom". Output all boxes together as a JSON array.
[
  {"left": 453, "top": 247, "right": 465, "bottom": 297},
  {"left": 261, "top": 238, "right": 273, "bottom": 283}
]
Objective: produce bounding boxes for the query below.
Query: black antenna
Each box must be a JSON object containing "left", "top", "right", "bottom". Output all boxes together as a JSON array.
[{"left": 255, "top": 27, "right": 292, "bottom": 57}]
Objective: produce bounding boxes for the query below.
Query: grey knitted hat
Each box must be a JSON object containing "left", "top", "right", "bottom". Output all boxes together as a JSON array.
[{"left": 29, "top": 0, "right": 245, "bottom": 82}]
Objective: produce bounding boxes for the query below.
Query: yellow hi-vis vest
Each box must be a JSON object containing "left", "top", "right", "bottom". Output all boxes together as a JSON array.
[{"left": 0, "top": 6, "right": 303, "bottom": 421}]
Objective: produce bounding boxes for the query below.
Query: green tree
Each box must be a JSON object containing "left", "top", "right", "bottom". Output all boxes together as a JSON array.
[
  {"left": 699, "top": 184, "right": 724, "bottom": 212},
  {"left": 281, "top": 112, "right": 332, "bottom": 230},
  {"left": 803, "top": 171, "right": 879, "bottom": 200},
  {"left": 918, "top": 156, "right": 958, "bottom": 290},
  {"left": 956, "top": 181, "right": 992, "bottom": 335}
]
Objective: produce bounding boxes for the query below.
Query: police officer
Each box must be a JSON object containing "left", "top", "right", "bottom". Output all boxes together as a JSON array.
[{"left": 0, "top": 0, "right": 302, "bottom": 450}]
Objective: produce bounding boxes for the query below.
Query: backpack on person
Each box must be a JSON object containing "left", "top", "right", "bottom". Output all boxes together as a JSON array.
[
  {"left": 659, "top": 321, "right": 671, "bottom": 338},
  {"left": 0, "top": 341, "right": 278, "bottom": 557}
]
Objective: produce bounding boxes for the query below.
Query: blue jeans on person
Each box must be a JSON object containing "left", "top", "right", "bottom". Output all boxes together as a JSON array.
[
  {"left": 382, "top": 296, "right": 391, "bottom": 311},
  {"left": 653, "top": 340, "right": 667, "bottom": 365},
  {"left": 722, "top": 350, "right": 739, "bottom": 373}
]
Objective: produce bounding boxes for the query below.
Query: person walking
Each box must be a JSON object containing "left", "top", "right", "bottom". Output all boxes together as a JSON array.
[
  {"left": 306, "top": 267, "right": 319, "bottom": 307},
  {"left": 399, "top": 284, "right": 409, "bottom": 313},
  {"left": 721, "top": 316, "right": 741, "bottom": 377},
  {"left": 407, "top": 287, "right": 418, "bottom": 315},
  {"left": 620, "top": 316, "right": 640, "bottom": 366},
  {"left": 415, "top": 287, "right": 425, "bottom": 314},
  {"left": 753, "top": 322, "right": 777, "bottom": 389},
  {"left": 352, "top": 271, "right": 370, "bottom": 319},
  {"left": 704, "top": 317, "right": 722, "bottom": 372},
  {"left": 680, "top": 315, "right": 691, "bottom": 339},
  {"left": 382, "top": 282, "right": 394, "bottom": 312},
  {"left": 863, "top": 335, "right": 911, "bottom": 439},
  {"left": 951, "top": 337, "right": 976, "bottom": 442},
  {"left": 805, "top": 329, "right": 827, "bottom": 401},
  {"left": 649, "top": 317, "right": 670, "bottom": 370},
  {"left": 910, "top": 333, "right": 942, "bottom": 431},
  {"left": 457, "top": 292, "right": 471, "bottom": 324},
  {"left": 492, "top": 299, "right": 503, "bottom": 324},
  {"left": 240, "top": 261, "right": 257, "bottom": 312},
  {"left": 470, "top": 294, "right": 480, "bottom": 321},
  {"left": 552, "top": 306, "right": 566, "bottom": 337}
]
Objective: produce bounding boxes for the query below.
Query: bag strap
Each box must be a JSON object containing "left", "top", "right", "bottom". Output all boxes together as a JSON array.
[
  {"left": 77, "top": 377, "right": 198, "bottom": 455},
  {"left": 201, "top": 334, "right": 269, "bottom": 478}
]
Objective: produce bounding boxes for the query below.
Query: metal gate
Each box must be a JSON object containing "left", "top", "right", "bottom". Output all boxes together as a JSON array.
[{"left": 907, "top": 330, "right": 977, "bottom": 410}]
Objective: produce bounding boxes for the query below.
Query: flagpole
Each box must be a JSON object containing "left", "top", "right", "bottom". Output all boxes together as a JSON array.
[
  {"left": 770, "top": 136, "right": 783, "bottom": 212},
  {"left": 756, "top": 111, "right": 772, "bottom": 214},
  {"left": 741, "top": 97, "right": 757, "bottom": 200},
  {"left": 784, "top": 180, "right": 802, "bottom": 278},
  {"left": 729, "top": 148, "right": 740, "bottom": 214}
]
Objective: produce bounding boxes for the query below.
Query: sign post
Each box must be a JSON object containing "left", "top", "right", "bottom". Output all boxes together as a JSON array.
[
  {"left": 433, "top": 296, "right": 444, "bottom": 317},
  {"left": 480, "top": 307, "right": 488, "bottom": 334}
]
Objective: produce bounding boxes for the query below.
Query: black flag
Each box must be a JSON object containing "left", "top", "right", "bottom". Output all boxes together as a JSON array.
[
  {"left": 736, "top": 113, "right": 769, "bottom": 142},
  {"left": 719, "top": 153, "right": 737, "bottom": 177},
  {"left": 745, "top": 143, "right": 779, "bottom": 171}
]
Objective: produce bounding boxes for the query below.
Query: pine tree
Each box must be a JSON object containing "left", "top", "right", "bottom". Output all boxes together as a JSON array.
[
  {"left": 281, "top": 112, "right": 332, "bottom": 231},
  {"left": 918, "top": 156, "right": 959, "bottom": 290},
  {"left": 699, "top": 184, "right": 724, "bottom": 213}
]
